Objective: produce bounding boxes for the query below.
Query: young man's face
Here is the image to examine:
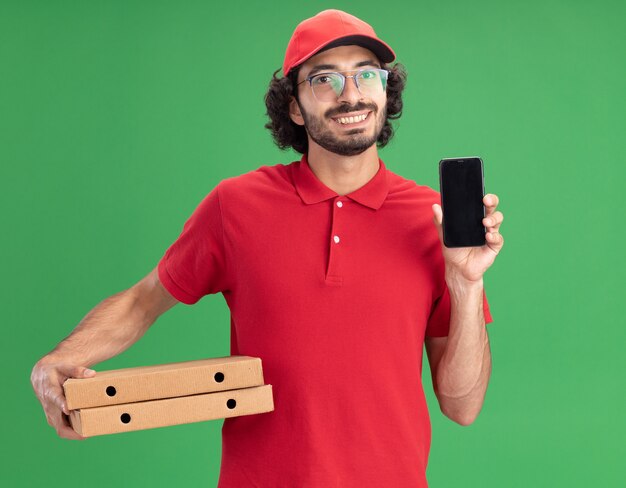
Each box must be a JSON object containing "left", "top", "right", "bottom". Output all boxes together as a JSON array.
[{"left": 290, "top": 45, "right": 388, "bottom": 157}]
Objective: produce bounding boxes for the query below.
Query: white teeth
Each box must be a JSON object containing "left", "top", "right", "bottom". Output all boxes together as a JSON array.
[{"left": 336, "top": 113, "right": 367, "bottom": 124}]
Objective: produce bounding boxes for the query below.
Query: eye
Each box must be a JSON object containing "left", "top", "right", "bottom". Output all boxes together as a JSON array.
[
  {"left": 360, "top": 70, "right": 378, "bottom": 80},
  {"left": 312, "top": 74, "right": 334, "bottom": 85}
]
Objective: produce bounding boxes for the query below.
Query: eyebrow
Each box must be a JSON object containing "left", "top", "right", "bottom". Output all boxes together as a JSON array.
[{"left": 306, "top": 59, "right": 381, "bottom": 77}]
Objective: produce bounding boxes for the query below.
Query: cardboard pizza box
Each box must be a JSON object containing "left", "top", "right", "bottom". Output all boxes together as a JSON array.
[
  {"left": 64, "top": 355, "right": 265, "bottom": 409},
  {"left": 69, "top": 384, "right": 274, "bottom": 437}
]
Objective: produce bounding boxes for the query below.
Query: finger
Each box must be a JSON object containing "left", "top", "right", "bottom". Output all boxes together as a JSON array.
[
  {"left": 486, "top": 231, "right": 504, "bottom": 254},
  {"left": 432, "top": 203, "right": 443, "bottom": 225},
  {"left": 45, "top": 403, "right": 78, "bottom": 439},
  {"left": 57, "top": 365, "right": 97, "bottom": 379},
  {"left": 54, "top": 411, "right": 87, "bottom": 441},
  {"left": 483, "top": 211, "right": 504, "bottom": 231},
  {"left": 483, "top": 194, "right": 499, "bottom": 212},
  {"left": 432, "top": 204, "right": 444, "bottom": 242},
  {"left": 46, "top": 385, "right": 69, "bottom": 415}
]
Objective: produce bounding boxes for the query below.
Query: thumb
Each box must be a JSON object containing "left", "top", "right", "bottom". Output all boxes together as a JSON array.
[
  {"left": 432, "top": 204, "right": 444, "bottom": 242},
  {"left": 58, "top": 364, "right": 97, "bottom": 379}
]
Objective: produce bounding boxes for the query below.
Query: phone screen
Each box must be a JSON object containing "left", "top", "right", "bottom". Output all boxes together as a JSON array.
[{"left": 439, "top": 157, "right": 486, "bottom": 248}]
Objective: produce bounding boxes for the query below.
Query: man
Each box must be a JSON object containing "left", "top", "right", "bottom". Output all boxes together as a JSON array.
[{"left": 31, "top": 9, "right": 504, "bottom": 487}]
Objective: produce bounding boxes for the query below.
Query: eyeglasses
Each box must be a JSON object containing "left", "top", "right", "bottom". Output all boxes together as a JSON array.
[{"left": 297, "top": 68, "right": 389, "bottom": 102}]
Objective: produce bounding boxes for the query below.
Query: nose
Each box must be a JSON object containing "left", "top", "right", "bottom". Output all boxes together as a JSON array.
[{"left": 337, "top": 75, "right": 363, "bottom": 103}]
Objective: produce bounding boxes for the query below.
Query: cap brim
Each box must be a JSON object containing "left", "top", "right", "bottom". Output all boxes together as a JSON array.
[
  {"left": 287, "top": 34, "right": 396, "bottom": 74},
  {"left": 319, "top": 35, "right": 395, "bottom": 63}
]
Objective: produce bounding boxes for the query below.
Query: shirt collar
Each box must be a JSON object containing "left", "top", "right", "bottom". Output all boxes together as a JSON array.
[{"left": 292, "top": 153, "right": 390, "bottom": 210}]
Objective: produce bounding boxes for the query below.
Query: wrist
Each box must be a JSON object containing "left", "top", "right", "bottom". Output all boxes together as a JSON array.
[
  {"left": 40, "top": 347, "right": 86, "bottom": 367},
  {"left": 445, "top": 269, "right": 484, "bottom": 296}
]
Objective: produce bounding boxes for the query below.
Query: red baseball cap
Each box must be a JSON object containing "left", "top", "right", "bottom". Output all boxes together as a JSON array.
[{"left": 283, "top": 9, "right": 396, "bottom": 76}]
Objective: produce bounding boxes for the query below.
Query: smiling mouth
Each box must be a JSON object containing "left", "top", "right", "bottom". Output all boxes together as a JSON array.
[{"left": 331, "top": 111, "right": 371, "bottom": 126}]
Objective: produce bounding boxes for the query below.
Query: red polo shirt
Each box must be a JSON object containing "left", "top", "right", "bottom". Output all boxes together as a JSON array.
[{"left": 158, "top": 154, "right": 492, "bottom": 487}]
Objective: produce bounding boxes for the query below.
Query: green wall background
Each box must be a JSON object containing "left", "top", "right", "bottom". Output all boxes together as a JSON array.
[{"left": 1, "top": 0, "right": 623, "bottom": 486}]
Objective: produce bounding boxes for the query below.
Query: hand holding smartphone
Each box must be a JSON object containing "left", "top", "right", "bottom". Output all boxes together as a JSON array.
[{"left": 438, "top": 157, "right": 486, "bottom": 248}]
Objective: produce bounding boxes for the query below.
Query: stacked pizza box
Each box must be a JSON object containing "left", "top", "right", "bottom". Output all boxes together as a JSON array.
[{"left": 63, "top": 355, "right": 274, "bottom": 437}]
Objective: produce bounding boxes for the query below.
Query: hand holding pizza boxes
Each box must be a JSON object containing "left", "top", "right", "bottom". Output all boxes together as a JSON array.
[{"left": 63, "top": 356, "right": 274, "bottom": 437}]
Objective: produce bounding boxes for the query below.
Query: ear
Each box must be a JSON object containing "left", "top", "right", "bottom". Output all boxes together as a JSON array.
[{"left": 289, "top": 96, "right": 305, "bottom": 126}]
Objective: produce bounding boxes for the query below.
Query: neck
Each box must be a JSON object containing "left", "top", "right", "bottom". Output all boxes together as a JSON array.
[{"left": 306, "top": 143, "right": 380, "bottom": 196}]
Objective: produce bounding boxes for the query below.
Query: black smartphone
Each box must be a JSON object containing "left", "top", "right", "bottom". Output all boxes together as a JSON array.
[{"left": 438, "top": 157, "right": 486, "bottom": 248}]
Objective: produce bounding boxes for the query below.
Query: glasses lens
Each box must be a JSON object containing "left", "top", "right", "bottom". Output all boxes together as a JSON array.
[
  {"left": 357, "top": 69, "right": 388, "bottom": 94},
  {"left": 310, "top": 73, "right": 344, "bottom": 101}
]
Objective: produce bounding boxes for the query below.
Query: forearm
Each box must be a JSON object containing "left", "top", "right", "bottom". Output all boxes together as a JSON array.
[
  {"left": 435, "top": 272, "right": 492, "bottom": 425},
  {"left": 41, "top": 289, "right": 153, "bottom": 367}
]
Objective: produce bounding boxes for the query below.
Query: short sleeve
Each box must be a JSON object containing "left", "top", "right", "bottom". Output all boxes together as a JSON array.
[
  {"left": 425, "top": 285, "right": 493, "bottom": 338},
  {"left": 157, "top": 184, "right": 230, "bottom": 304}
]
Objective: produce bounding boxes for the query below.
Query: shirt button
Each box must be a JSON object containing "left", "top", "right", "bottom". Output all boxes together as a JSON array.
[
  {"left": 333, "top": 235, "right": 340, "bottom": 244},
  {"left": 336, "top": 201, "right": 343, "bottom": 208}
]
